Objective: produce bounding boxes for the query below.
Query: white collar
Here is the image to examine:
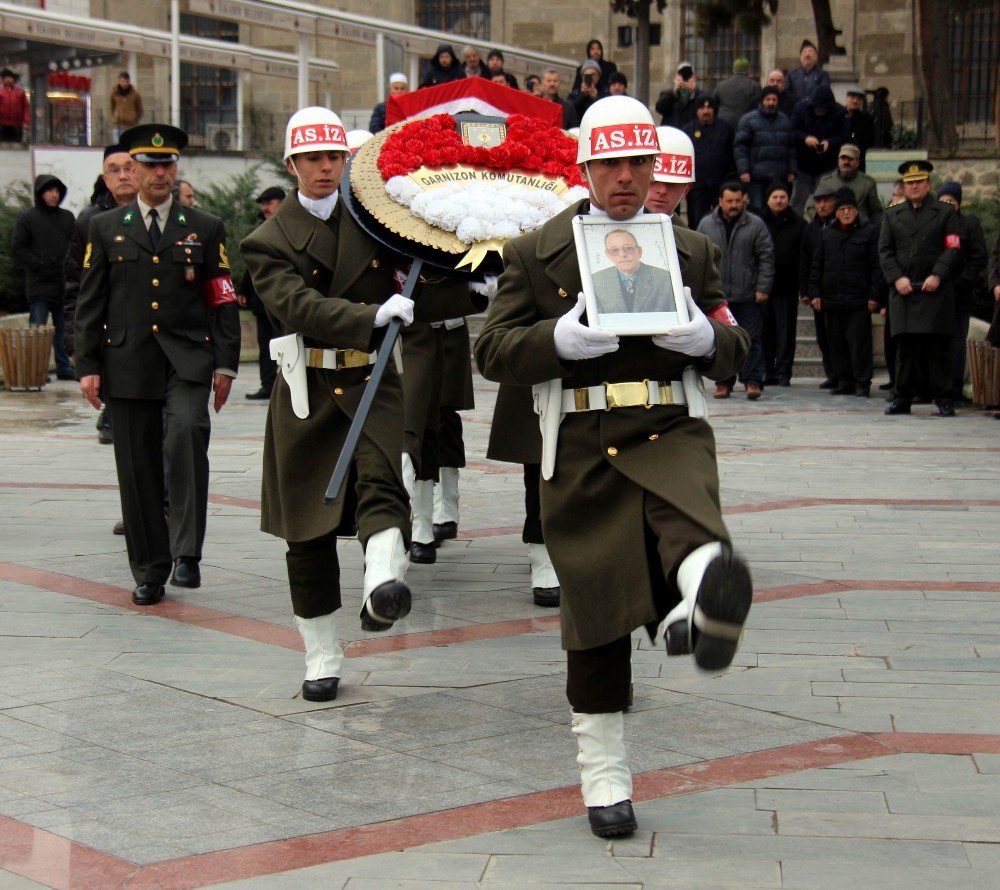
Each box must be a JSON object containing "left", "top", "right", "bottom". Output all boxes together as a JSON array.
[
  {"left": 587, "top": 202, "right": 643, "bottom": 221},
  {"left": 297, "top": 189, "right": 339, "bottom": 221},
  {"left": 137, "top": 195, "right": 172, "bottom": 220}
]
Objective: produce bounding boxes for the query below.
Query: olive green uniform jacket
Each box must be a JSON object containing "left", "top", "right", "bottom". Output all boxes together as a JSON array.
[
  {"left": 475, "top": 200, "right": 750, "bottom": 651},
  {"left": 878, "top": 198, "right": 960, "bottom": 336},
  {"left": 241, "top": 193, "right": 407, "bottom": 544},
  {"left": 75, "top": 202, "right": 241, "bottom": 395}
]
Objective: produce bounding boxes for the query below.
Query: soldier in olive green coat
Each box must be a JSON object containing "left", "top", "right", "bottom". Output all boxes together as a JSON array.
[
  {"left": 241, "top": 107, "right": 415, "bottom": 705},
  {"left": 475, "top": 97, "right": 753, "bottom": 840}
]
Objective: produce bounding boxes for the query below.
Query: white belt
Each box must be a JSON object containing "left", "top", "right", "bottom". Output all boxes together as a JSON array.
[
  {"left": 561, "top": 379, "right": 687, "bottom": 413},
  {"left": 431, "top": 318, "right": 466, "bottom": 330},
  {"left": 305, "top": 347, "right": 376, "bottom": 370}
]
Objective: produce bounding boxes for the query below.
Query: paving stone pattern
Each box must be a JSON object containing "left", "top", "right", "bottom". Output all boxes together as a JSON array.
[{"left": 0, "top": 368, "right": 998, "bottom": 888}]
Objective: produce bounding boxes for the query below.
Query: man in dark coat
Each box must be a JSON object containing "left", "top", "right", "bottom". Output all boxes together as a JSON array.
[
  {"left": 419, "top": 44, "right": 465, "bottom": 87},
  {"left": 683, "top": 93, "right": 734, "bottom": 228},
  {"left": 879, "top": 160, "right": 962, "bottom": 416},
  {"left": 476, "top": 97, "right": 752, "bottom": 840},
  {"left": 241, "top": 107, "right": 415, "bottom": 703},
  {"left": 572, "top": 59, "right": 608, "bottom": 120},
  {"left": 809, "top": 188, "right": 881, "bottom": 396},
  {"left": 75, "top": 124, "right": 242, "bottom": 604},
  {"left": 843, "top": 88, "right": 876, "bottom": 168},
  {"left": 239, "top": 186, "right": 286, "bottom": 399},
  {"left": 787, "top": 39, "right": 831, "bottom": 105},
  {"left": 486, "top": 50, "right": 519, "bottom": 90},
  {"left": 570, "top": 39, "right": 618, "bottom": 94},
  {"left": 655, "top": 61, "right": 698, "bottom": 129},
  {"left": 368, "top": 73, "right": 408, "bottom": 134},
  {"left": 799, "top": 184, "right": 838, "bottom": 388},
  {"left": 12, "top": 174, "right": 76, "bottom": 380},
  {"left": 714, "top": 57, "right": 761, "bottom": 130},
  {"left": 734, "top": 87, "right": 797, "bottom": 212},
  {"left": 937, "top": 182, "right": 988, "bottom": 399},
  {"left": 791, "top": 85, "right": 846, "bottom": 214},
  {"left": 539, "top": 69, "right": 577, "bottom": 129},
  {"left": 760, "top": 181, "right": 805, "bottom": 387}
]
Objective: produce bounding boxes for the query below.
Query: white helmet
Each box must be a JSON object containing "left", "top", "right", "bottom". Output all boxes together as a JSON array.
[
  {"left": 346, "top": 129, "right": 373, "bottom": 154},
  {"left": 576, "top": 96, "right": 659, "bottom": 164},
  {"left": 652, "top": 126, "right": 696, "bottom": 183},
  {"left": 283, "top": 106, "right": 349, "bottom": 162}
]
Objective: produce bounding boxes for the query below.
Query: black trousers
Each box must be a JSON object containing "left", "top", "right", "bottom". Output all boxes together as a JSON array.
[
  {"left": 895, "top": 334, "right": 952, "bottom": 403},
  {"left": 762, "top": 291, "right": 799, "bottom": 382},
  {"left": 253, "top": 311, "right": 277, "bottom": 391},
  {"left": 566, "top": 492, "right": 717, "bottom": 714},
  {"left": 286, "top": 532, "right": 341, "bottom": 619},
  {"left": 437, "top": 408, "right": 466, "bottom": 468},
  {"left": 522, "top": 462, "right": 544, "bottom": 545},
  {"left": 110, "top": 371, "right": 210, "bottom": 585},
  {"left": 812, "top": 305, "right": 835, "bottom": 380},
  {"left": 825, "top": 307, "right": 873, "bottom": 389},
  {"left": 883, "top": 311, "right": 896, "bottom": 385}
]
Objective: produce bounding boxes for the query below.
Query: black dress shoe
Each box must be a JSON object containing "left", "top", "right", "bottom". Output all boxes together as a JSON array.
[
  {"left": 132, "top": 583, "right": 165, "bottom": 606},
  {"left": 97, "top": 426, "right": 113, "bottom": 445},
  {"left": 878, "top": 382, "right": 894, "bottom": 391},
  {"left": 884, "top": 400, "right": 911, "bottom": 415},
  {"left": 360, "top": 580, "right": 412, "bottom": 632},
  {"left": 245, "top": 387, "right": 272, "bottom": 400},
  {"left": 819, "top": 378, "right": 836, "bottom": 389},
  {"left": 56, "top": 371, "right": 76, "bottom": 381},
  {"left": 936, "top": 401, "right": 956, "bottom": 417},
  {"left": 409, "top": 541, "right": 437, "bottom": 564},
  {"left": 777, "top": 378, "right": 791, "bottom": 387},
  {"left": 831, "top": 385, "right": 855, "bottom": 395},
  {"left": 588, "top": 800, "right": 637, "bottom": 838},
  {"left": 302, "top": 677, "right": 339, "bottom": 702},
  {"left": 533, "top": 586, "right": 560, "bottom": 607},
  {"left": 854, "top": 388, "right": 870, "bottom": 398},
  {"left": 170, "top": 557, "right": 201, "bottom": 588},
  {"left": 432, "top": 521, "right": 458, "bottom": 542}
]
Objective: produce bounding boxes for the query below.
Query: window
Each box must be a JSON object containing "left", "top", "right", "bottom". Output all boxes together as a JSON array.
[
  {"left": 179, "top": 14, "right": 239, "bottom": 137},
  {"left": 416, "top": 0, "right": 490, "bottom": 41},
  {"left": 949, "top": 1, "right": 998, "bottom": 132},
  {"left": 679, "top": 1, "right": 760, "bottom": 94}
]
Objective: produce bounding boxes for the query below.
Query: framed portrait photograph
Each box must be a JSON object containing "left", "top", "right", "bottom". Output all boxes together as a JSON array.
[{"left": 572, "top": 214, "right": 688, "bottom": 336}]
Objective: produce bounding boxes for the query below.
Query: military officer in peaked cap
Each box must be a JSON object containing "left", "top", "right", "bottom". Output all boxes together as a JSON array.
[
  {"left": 879, "top": 159, "right": 961, "bottom": 416},
  {"left": 76, "top": 123, "right": 241, "bottom": 605}
]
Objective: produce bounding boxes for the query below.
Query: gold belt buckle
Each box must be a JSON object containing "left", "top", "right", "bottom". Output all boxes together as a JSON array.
[
  {"left": 573, "top": 388, "right": 591, "bottom": 411},
  {"left": 604, "top": 380, "right": 650, "bottom": 409},
  {"left": 306, "top": 348, "right": 324, "bottom": 369},
  {"left": 658, "top": 381, "right": 675, "bottom": 405}
]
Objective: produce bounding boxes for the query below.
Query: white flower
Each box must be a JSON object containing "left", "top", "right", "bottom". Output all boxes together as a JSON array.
[{"left": 385, "top": 177, "right": 587, "bottom": 245}]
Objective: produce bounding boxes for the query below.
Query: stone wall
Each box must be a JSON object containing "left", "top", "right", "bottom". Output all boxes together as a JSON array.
[{"left": 932, "top": 157, "right": 1000, "bottom": 199}]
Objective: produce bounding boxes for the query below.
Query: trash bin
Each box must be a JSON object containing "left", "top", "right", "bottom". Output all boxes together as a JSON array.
[
  {"left": 0, "top": 326, "right": 55, "bottom": 391},
  {"left": 967, "top": 340, "right": 1000, "bottom": 408}
]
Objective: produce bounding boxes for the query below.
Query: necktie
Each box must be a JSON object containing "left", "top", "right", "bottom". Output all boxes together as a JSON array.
[
  {"left": 624, "top": 277, "right": 634, "bottom": 294},
  {"left": 148, "top": 208, "right": 161, "bottom": 253}
]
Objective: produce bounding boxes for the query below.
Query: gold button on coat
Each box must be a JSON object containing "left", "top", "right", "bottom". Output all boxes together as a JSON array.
[
  {"left": 334, "top": 387, "right": 344, "bottom": 395},
  {"left": 370, "top": 258, "right": 379, "bottom": 269},
  {"left": 152, "top": 279, "right": 159, "bottom": 287},
  {"left": 152, "top": 256, "right": 159, "bottom": 264},
  {"left": 648, "top": 433, "right": 659, "bottom": 441},
  {"left": 607, "top": 447, "right": 618, "bottom": 457},
  {"left": 151, "top": 302, "right": 159, "bottom": 310},
  {"left": 152, "top": 325, "right": 159, "bottom": 332},
  {"left": 558, "top": 288, "right": 568, "bottom": 297}
]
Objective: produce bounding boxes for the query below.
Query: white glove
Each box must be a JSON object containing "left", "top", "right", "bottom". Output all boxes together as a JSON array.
[
  {"left": 652, "top": 287, "right": 716, "bottom": 358},
  {"left": 554, "top": 295, "right": 619, "bottom": 360},
  {"left": 469, "top": 274, "right": 499, "bottom": 300},
  {"left": 374, "top": 293, "right": 414, "bottom": 328}
]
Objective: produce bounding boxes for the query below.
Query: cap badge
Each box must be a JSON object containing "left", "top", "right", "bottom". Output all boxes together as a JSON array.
[{"left": 152, "top": 133, "right": 164, "bottom": 148}]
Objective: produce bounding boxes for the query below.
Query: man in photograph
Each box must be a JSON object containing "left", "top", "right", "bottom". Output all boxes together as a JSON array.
[{"left": 591, "top": 229, "right": 674, "bottom": 314}]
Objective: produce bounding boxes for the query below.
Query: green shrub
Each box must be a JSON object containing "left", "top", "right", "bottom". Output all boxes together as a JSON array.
[
  {"left": 194, "top": 166, "right": 265, "bottom": 285},
  {"left": 0, "top": 184, "right": 33, "bottom": 315}
]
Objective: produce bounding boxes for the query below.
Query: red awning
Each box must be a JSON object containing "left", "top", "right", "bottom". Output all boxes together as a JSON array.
[{"left": 386, "top": 78, "right": 563, "bottom": 127}]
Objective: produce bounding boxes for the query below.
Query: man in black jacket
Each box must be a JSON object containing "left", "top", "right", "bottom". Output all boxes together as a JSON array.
[
  {"left": 799, "top": 184, "right": 838, "bottom": 388},
  {"left": 937, "top": 182, "right": 988, "bottom": 399},
  {"left": 11, "top": 174, "right": 76, "bottom": 380},
  {"left": 419, "top": 45, "right": 465, "bottom": 87},
  {"left": 368, "top": 73, "right": 408, "bottom": 134},
  {"left": 760, "top": 182, "right": 805, "bottom": 387},
  {"left": 879, "top": 160, "right": 961, "bottom": 416},
  {"left": 844, "top": 88, "right": 876, "bottom": 169},
  {"left": 809, "top": 188, "right": 881, "bottom": 396},
  {"left": 683, "top": 94, "right": 733, "bottom": 229},
  {"left": 791, "top": 86, "right": 846, "bottom": 215}
]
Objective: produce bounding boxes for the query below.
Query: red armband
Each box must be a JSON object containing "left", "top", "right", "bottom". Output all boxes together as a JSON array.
[
  {"left": 202, "top": 275, "right": 238, "bottom": 310},
  {"left": 944, "top": 234, "right": 960, "bottom": 250},
  {"left": 708, "top": 302, "right": 737, "bottom": 326}
]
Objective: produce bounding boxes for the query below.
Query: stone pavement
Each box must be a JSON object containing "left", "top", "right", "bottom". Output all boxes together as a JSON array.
[{"left": 0, "top": 367, "right": 998, "bottom": 890}]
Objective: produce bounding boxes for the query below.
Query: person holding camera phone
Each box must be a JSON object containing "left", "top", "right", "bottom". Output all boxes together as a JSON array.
[
  {"left": 655, "top": 61, "right": 698, "bottom": 129},
  {"left": 572, "top": 60, "right": 608, "bottom": 120}
]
